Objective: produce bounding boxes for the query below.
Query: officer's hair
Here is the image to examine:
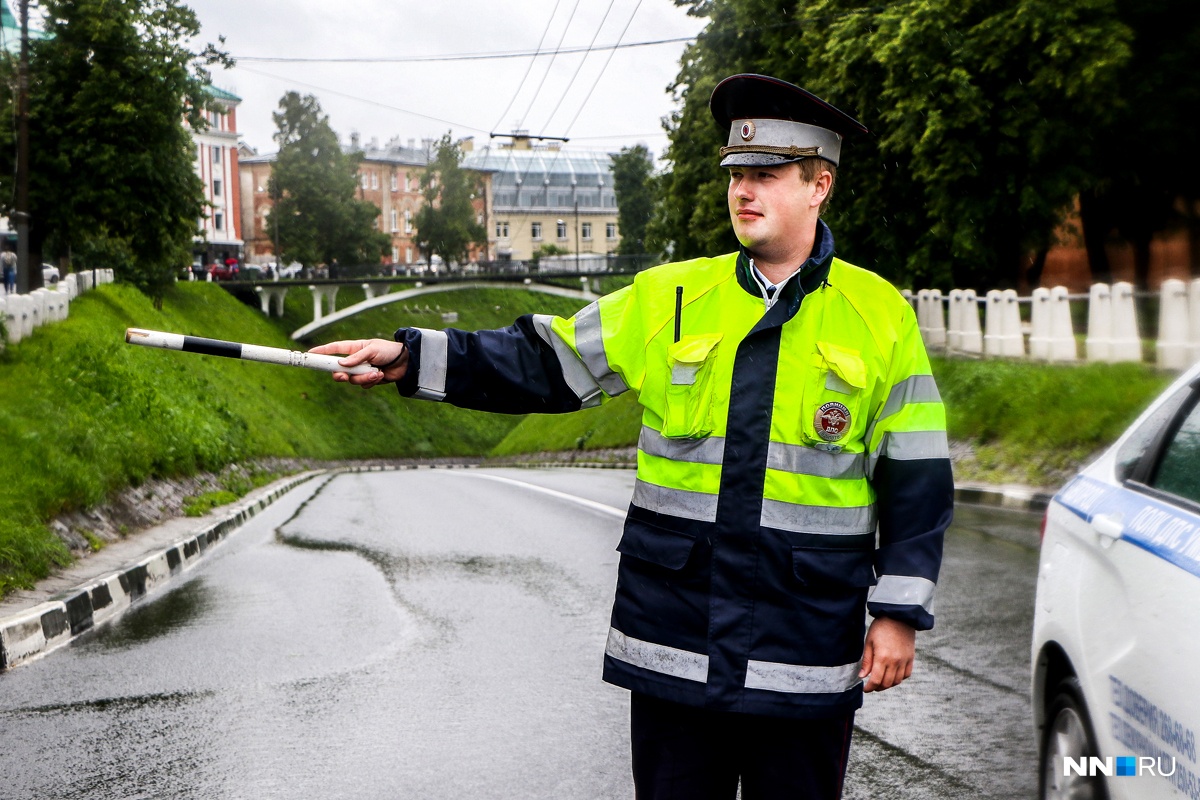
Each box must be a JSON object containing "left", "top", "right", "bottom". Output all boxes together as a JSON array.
[{"left": 798, "top": 159, "right": 837, "bottom": 215}]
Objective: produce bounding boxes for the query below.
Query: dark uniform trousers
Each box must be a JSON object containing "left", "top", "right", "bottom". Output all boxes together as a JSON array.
[{"left": 631, "top": 692, "right": 854, "bottom": 800}]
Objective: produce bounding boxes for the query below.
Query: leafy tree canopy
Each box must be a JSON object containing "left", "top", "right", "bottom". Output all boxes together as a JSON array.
[
  {"left": 413, "top": 133, "right": 485, "bottom": 267},
  {"left": 266, "top": 92, "right": 389, "bottom": 270},
  {"left": 6, "top": 0, "right": 230, "bottom": 302},
  {"left": 610, "top": 145, "right": 656, "bottom": 256},
  {"left": 653, "top": 0, "right": 1135, "bottom": 289}
]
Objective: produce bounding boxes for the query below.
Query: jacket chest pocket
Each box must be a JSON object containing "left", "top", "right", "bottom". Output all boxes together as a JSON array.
[
  {"left": 662, "top": 333, "right": 723, "bottom": 439},
  {"left": 802, "top": 341, "right": 867, "bottom": 448}
]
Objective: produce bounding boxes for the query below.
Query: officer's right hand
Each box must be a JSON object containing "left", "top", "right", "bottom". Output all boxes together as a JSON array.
[{"left": 308, "top": 339, "right": 408, "bottom": 387}]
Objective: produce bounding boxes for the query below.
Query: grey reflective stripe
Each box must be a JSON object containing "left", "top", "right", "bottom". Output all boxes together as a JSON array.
[
  {"left": 413, "top": 328, "right": 448, "bottom": 401},
  {"left": 671, "top": 363, "right": 700, "bottom": 385},
  {"left": 881, "top": 430, "right": 950, "bottom": 461},
  {"left": 574, "top": 301, "right": 629, "bottom": 396},
  {"left": 744, "top": 659, "right": 862, "bottom": 694},
  {"left": 866, "top": 374, "right": 942, "bottom": 444},
  {"left": 532, "top": 314, "right": 603, "bottom": 409},
  {"left": 638, "top": 426, "right": 725, "bottom": 465},
  {"left": 869, "top": 575, "right": 936, "bottom": 613},
  {"left": 766, "top": 441, "right": 866, "bottom": 480},
  {"left": 879, "top": 374, "right": 942, "bottom": 420},
  {"left": 760, "top": 498, "right": 876, "bottom": 535},
  {"left": 606, "top": 627, "right": 708, "bottom": 684},
  {"left": 632, "top": 479, "right": 719, "bottom": 523}
]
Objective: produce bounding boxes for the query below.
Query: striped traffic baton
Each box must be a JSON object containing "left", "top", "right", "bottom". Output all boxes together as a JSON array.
[{"left": 124, "top": 328, "right": 381, "bottom": 375}]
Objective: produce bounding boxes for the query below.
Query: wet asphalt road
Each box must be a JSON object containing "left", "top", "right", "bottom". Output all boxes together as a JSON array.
[{"left": 0, "top": 468, "right": 1043, "bottom": 799}]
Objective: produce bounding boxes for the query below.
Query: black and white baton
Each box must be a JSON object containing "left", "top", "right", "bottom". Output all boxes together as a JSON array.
[{"left": 124, "top": 328, "right": 381, "bottom": 375}]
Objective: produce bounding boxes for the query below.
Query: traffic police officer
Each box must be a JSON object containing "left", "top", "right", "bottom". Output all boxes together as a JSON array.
[{"left": 313, "top": 73, "right": 954, "bottom": 800}]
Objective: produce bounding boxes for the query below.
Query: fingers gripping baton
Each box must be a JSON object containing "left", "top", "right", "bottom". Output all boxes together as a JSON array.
[{"left": 124, "top": 328, "right": 380, "bottom": 375}]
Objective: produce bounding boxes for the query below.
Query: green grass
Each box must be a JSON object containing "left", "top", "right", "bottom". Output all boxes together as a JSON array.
[{"left": 0, "top": 281, "right": 592, "bottom": 597}]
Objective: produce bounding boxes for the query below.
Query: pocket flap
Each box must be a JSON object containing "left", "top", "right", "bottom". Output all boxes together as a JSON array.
[
  {"left": 792, "top": 546, "right": 876, "bottom": 589},
  {"left": 668, "top": 334, "right": 723, "bottom": 365},
  {"left": 617, "top": 518, "right": 699, "bottom": 570},
  {"left": 816, "top": 342, "right": 867, "bottom": 389}
]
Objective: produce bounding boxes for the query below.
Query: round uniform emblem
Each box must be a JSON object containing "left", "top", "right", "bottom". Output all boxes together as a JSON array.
[
  {"left": 740, "top": 121, "right": 755, "bottom": 141},
  {"left": 815, "top": 401, "right": 852, "bottom": 442}
]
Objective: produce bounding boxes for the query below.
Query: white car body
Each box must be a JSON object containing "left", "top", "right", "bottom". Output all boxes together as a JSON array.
[{"left": 1033, "top": 362, "right": 1200, "bottom": 799}]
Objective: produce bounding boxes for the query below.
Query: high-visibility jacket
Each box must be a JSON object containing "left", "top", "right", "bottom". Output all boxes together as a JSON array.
[{"left": 394, "top": 220, "right": 953, "bottom": 719}]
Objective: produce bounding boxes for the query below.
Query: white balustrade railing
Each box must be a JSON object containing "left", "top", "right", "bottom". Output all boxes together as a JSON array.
[
  {"left": 912, "top": 278, "right": 1200, "bottom": 368},
  {"left": 1, "top": 267, "right": 114, "bottom": 347}
]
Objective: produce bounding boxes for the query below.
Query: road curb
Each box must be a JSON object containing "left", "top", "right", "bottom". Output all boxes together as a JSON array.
[{"left": 0, "top": 471, "right": 321, "bottom": 672}]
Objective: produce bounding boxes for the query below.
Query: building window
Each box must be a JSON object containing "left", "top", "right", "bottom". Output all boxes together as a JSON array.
[
  {"left": 405, "top": 174, "right": 411, "bottom": 192},
  {"left": 390, "top": 209, "right": 398, "bottom": 232},
  {"left": 371, "top": 172, "right": 379, "bottom": 190},
  {"left": 581, "top": 222, "right": 592, "bottom": 240},
  {"left": 213, "top": 212, "right": 223, "bottom": 231},
  {"left": 606, "top": 222, "right": 617, "bottom": 239},
  {"left": 404, "top": 210, "right": 413, "bottom": 234},
  {"left": 495, "top": 221, "right": 509, "bottom": 238},
  {"left": 556, "top": 220, "right": 567, "bottom": 239},
  {"left": 361, "top": 173, "right": 369, "bottom": 190},
  {"left": 392, "top": 246, "right": 399, "bottom": 263},
  {"left": 391, "top": 173, "right": 398, "bottom": 192},
  {"left": 406, "top": 247, "right": 413, "bottom": 264},
  {"left": 213, "top": 178, "right": 222, "bottom": 197},
  {"left": 212, "top": 147, "right": 222, "bottom": 165},
  {"left": 531, "top": 222, "right": 543, "bottom": 240}
]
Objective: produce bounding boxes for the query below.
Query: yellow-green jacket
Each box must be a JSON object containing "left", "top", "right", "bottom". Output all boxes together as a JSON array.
[{"left": 395, "top": 221, "right": 953, "bottom": 718}]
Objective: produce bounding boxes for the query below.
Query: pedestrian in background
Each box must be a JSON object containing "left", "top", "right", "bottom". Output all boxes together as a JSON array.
[
  {"left": 312, "top": 74, "right": 954, "bottom": 799},
  {"left": 2, "top": 244, "right": 16, "bottom": 294}
]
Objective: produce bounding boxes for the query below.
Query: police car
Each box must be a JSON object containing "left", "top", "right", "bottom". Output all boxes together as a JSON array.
[{"left": 1034, "top": 362, "right": 1200, "bottom": 799}]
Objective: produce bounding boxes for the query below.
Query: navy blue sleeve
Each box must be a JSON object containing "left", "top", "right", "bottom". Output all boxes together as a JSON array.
[
  {"left": 394, "top": 314, "right": 584, "bottom": 414},
  {"left": 869, "top": 455, "right": 954, "bottom": 630}
]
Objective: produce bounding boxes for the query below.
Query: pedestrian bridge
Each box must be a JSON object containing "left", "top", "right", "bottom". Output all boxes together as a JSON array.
[{"left": 285, "top": 279, "right": 598, "bottom": 341}]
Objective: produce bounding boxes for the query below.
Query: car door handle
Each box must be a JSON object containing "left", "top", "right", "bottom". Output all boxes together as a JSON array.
[{"left": 1091, "top": 513, "right": 1124, "bottom": 545}]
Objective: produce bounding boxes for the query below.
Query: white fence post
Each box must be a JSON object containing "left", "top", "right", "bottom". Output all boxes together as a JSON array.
[
  {"left": 1086, "top": 283, "right": 1111, "bottom": 362},
  {"left": 1190, "top": 279, "right": 1200, "bottom": 364},
  {"left": 947, "top": 289, "right": 963, "bottom": 351},
  {"left": 1029, "top": 287, "right": 1052, "bottom": 359},
  {"left": 960, "top": 290, "right": 983, "bottom": 353},
  {"left": 1048, "top": 286, "right": 1078, "bottom": 362},
  {"left": 1001, "top": 289, "right": 1025, "bottom": 357},
  {"left": 984, "top": 290, "right": 1004, "bottom": 356},
  {"left": 1157, "top": 278, "right": 1191, "bottom": 369},
  {"left": 1109, "top": 281, "right": 1142, "bottom": 363},
  {"left": 926, "top": 289, "right": 946, "bottom": 349}
]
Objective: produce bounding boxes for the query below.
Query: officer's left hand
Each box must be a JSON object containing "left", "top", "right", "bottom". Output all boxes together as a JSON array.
[{"left": 860, "top": 617, "right": 916, "bottom": 692}]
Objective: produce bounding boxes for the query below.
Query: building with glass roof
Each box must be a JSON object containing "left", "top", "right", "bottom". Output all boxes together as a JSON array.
[{"left": 464, "top": 133, "right": 620, "bottom": 262}]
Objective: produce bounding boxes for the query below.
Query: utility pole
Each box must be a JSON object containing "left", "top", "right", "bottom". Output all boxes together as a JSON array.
[
  {"left": 574, "top": 199, "right": 579, "bottom": 272},
  {"left": 14, "top": 0, "right": 32, "bottom": 293}
]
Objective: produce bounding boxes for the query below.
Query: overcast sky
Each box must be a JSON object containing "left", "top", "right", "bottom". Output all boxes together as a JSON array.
[{"left": 185, "top": 0, "right": 708, "bottom": 161}]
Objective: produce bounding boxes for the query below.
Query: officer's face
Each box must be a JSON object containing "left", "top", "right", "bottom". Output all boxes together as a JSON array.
[{"left": 727, "top": 163, "right": 829, "bottom": 255}]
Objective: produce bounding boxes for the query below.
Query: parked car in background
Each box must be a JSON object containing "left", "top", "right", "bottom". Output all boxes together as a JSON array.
[
  {"left": 278, "top": 262, "right": 303, "bottom": 279},
  {"left": 208, "top": 261, "right": 240, "bottom": 281},
  {"left": 1033, "top": 361, "right": 1200, "bottom": 799},
  {"left": 41, "top": 264, "right": 60, "bottom": 284}
]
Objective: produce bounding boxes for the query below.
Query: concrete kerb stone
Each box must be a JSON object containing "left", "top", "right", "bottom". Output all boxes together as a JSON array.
[{"left": 0, "top": 470, "right": 322, "bottom": 672}]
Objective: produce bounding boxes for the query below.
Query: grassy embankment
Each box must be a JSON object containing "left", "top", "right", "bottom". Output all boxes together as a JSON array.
[
  {"left": 0, "top": 281, "right": 588, "bottom": 597},
  {"left": 0, "top": 277, "right": 1176, "bottom": 598}
]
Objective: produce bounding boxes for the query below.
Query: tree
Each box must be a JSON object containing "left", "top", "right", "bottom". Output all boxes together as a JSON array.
[
  {"left": 413, "top": 133, "right": 486, "bottom": 267},
  {"left": 12, "top": 0, "right": 229, "bottom": 304},
  {"left": 652, "top": 0, "right": 1131, "bottom": 289},
  {"left": 266, "top": 92, "right": 388, "bottom": 271},
  {"left": 610, "top": 145, "right": 656, "bottom": 256},
  {"left": 1076, "top": 0, "right": 1200, "bottom": 288}
]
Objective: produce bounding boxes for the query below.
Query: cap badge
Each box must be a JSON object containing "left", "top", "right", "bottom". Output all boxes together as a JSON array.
[
  {"left": 815, "top": 401, "right": 851, "bottom": 442},
  {"left": 740, "top": 121, "right": 755, "bottom": 141}
]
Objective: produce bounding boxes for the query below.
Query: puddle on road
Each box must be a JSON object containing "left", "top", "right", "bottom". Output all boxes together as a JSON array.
[{"left": 88, "top": 579, "right": 212, "bottom": 652}]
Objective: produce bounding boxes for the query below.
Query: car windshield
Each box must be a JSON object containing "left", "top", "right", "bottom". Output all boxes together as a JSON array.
[{"left": 1114, "top": 384, "right": 1194, "bottom": 482}]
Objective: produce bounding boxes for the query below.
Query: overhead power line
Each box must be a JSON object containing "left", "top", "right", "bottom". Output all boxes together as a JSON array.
[{"left": 232, "top": 35, "right": 696, "bottom": 65}]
